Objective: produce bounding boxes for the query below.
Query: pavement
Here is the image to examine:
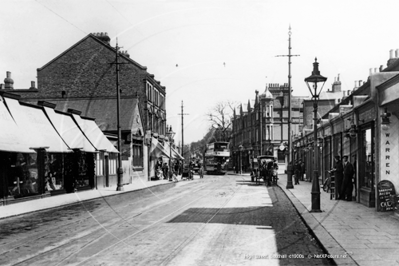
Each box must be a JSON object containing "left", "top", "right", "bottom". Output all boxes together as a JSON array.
[
  {"left": 2, "top": 172, "right": 399, "bottom": 266},
  {"left": 276, "top": 173, "right": 399, "bottom": 266},
  {"left": 0, "top": 177, "right": 175, "bottom": 219}
]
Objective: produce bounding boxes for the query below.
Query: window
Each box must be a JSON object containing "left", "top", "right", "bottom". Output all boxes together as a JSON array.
[
  {"left": 96, "top": 153, "right": 104, "bottom": 176},
  {"left": 147, "top": 83, "right": 153, "bottom": 103},
  {"left": 109, "top": 153, "right": 117, "bottom": 175},
  {"left": 154, "top": 90, "right": 159, "bottom": 106},
  {"left": 160, "top": 95, "right": 165, "bottom": 109}
]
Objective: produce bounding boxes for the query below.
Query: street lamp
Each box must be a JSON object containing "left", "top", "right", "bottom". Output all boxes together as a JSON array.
[
  {"left": 305, "top": 58, "right": 327, "bottom": 212},
  {"left": 166, "top": 125, "right": 175, "bottom": 181}
]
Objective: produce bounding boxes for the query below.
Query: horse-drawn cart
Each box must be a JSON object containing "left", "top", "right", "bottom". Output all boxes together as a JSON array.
[{"left": 251, "top": 155, "right": 278, "bottom": 185}]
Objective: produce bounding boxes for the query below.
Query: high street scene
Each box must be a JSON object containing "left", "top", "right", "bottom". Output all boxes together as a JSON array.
[{"left": 1, "top": 0, "right": 399, "bottom": 265}]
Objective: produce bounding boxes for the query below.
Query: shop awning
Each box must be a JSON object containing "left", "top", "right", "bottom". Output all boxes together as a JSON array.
[
  {"left": 171, "top": 146, "right": 184, "bottom": 160},
  {"left": 43, "top": 107, "right": 97, "bottom": 152},
  {"left": 5, "top": 98, "right": 71, "bottom": 153},
  {"left": 0, "top": 97, "right": 32, "bottom": 153},
  {"left": 72, "top": 114, "right": 118, "bottom": 153},
  {"left": 150, "top": 137, "right": 169, "bottom": 158}
]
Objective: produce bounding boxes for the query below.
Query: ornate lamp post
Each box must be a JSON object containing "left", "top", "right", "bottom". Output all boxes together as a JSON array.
[
  {"left": 166, "top": 126, "right": 175, "bottom": 181},
  {"left": 305, "top": 58, "right": 327, "bottom": 212}
]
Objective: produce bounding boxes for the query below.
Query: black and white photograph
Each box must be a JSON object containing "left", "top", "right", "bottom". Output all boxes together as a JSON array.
[{"left": 1, "top": 0, "right": 399, "bottom": 265}]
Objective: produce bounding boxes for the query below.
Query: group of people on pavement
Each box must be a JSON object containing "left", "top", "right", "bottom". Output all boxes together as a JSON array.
[
  {"left": 155, "top": 157, "right": 182, "bottom": 181},
  {"left": 330, "top": 155, "right": 355, "bottom": 201},
  {"left": 156, "top": 157, "right": 205, "bottom": 181}
]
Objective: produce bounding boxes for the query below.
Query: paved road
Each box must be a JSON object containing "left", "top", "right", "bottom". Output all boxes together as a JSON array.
[{"left": 0, "top": 175, "right": 334, "bottom": 266}]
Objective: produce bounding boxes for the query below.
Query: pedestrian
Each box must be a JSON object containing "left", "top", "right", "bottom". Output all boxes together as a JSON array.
[
  {"left": 300, "top": 161, "right": 306, "bottom": 181},
  {"left": 198, "top": 163, "right": 204, "bottom": 178},
  {"left": 332, "top": 155, "right": 344, "bottom": 199},
  {"left": 294, "top": 160, "right": 301, "bottom": 185},
  {"left": 341, "top": 155, "right": 354, "bottom": 201},
  {"left": 299, "top": 160, "right": 304, "bottom": 181},
  {"left": 162, "top": 162, "right": 168, "bottom": 180},
  {"left": 174, "top": 160, "right": 180, "bottom": 177},
  {"left": 266, "top": 160, "right": 273, "bottom": 186}
]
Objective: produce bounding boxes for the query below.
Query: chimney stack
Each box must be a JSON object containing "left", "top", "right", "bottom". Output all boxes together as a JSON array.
[
  {"left": 4, "top": 71, "right": 14, "bottom": 89},
  {"left": 30, "top": 81, "right": 36, "bottom": 90},
  {"left": 93, "top": 32, "right": 110, "bottom": 45},
  {"left": 387, "top": 49, "right": 399, "bottom": 67}
]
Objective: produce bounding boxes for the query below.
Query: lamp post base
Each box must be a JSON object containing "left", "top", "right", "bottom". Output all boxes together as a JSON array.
[
  {"left": 310, "top": 170, "right": 321, "bottom": 212},
  {"left": 310, "top": 191, "right": 321, "bottom": 212},
  {"left": 116, "top": 167, "right": 124, "bottom": 191}
]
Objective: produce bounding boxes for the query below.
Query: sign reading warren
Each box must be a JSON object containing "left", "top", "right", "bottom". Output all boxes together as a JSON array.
[{"left": 377, "top": 180, "right": 396, "bottom": 212}]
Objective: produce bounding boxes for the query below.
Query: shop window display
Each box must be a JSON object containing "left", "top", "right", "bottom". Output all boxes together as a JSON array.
[
  {"left": 9, "top": 153, "right": 39, "bottom": 198},
  {"left": 44, "top": 154, "right": 64, "bottom": 192}
]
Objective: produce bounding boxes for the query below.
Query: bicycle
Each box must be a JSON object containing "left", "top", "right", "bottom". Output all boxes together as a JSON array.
[{"left": 322, "top": 176, "right": 330, "bottom": 192}]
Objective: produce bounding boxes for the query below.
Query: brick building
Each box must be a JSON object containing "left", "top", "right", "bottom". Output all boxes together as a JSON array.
[
  {"left": 231, "top": 83, "right": 306, "bottom": 173},
  {"left": 9, "top": 32, "right": 170, "bottom": 182}
]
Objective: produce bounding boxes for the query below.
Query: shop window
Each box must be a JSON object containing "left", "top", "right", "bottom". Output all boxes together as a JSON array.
[{"left": 8, "top": 153, "right": 39, "bottom": 198}]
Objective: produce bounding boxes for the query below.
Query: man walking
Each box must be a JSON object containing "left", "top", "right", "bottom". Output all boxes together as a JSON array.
[
  {"left": 341, "top": 155, "right": 354, "bottom": 201},
  {"left": 332, "top": 155, "right": 343, "bottom": 200}
]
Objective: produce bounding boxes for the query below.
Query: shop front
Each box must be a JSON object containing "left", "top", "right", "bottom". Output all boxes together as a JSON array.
[{"left": 0, "top": 94, "right": 118, "bottom": 205}]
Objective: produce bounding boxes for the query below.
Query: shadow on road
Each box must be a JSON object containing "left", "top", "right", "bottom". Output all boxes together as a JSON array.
[
  {"left": 167, "top": 186, "right": 335, "bottom": 265},
  {"left": 167, "top": 206, "right": 273, "bottom": 226}
]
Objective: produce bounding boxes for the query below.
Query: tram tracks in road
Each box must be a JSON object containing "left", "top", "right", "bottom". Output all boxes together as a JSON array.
[
  {"left": 158, "top": 180, "right": 243, "bottom": 266},
  {"left": 1, "top": 177, "right": 232, "bottom": 266}
]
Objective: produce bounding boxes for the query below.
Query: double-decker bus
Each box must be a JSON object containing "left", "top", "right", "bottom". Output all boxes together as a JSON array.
[{"left": 204, "top": 142, "right": 230, "bottom": 175}]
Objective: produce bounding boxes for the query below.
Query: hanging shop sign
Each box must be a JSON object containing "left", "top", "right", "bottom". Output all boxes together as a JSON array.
[
  {"left": 359, "top": 106, "right": 375, "bottom": 124},
  {"left": 377, "top": 180, "right": 396, "bottom": 212}
]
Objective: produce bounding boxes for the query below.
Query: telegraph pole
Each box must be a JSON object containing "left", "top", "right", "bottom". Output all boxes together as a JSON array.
[
  {"left": 115, "top": 39, "right": 124, "bottom": 191},
  {"left": 276, "top": 25, "right": 300, "bottom": 189},
  {"left": 178, "top": 101, "right": 189, "bottom": 159}
]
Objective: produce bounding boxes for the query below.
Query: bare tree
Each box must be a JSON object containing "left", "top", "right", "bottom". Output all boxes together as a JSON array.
[{"left": 206, "top": 100, "right": 237, "bottom": 142}]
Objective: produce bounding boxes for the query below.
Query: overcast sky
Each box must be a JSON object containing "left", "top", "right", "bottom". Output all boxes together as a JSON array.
[{"left": 2, "top": 0, "right": 399, "bottom": 144}]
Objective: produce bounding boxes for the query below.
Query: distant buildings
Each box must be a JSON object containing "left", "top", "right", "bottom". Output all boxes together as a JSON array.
[{"left": 231, "top": 83, "right": 306, "bottom": 173}]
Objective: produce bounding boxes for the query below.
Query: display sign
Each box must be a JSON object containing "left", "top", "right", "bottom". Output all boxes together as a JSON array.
[{"left": 377, "top": 180, "right": 396, "bottom": 212}]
